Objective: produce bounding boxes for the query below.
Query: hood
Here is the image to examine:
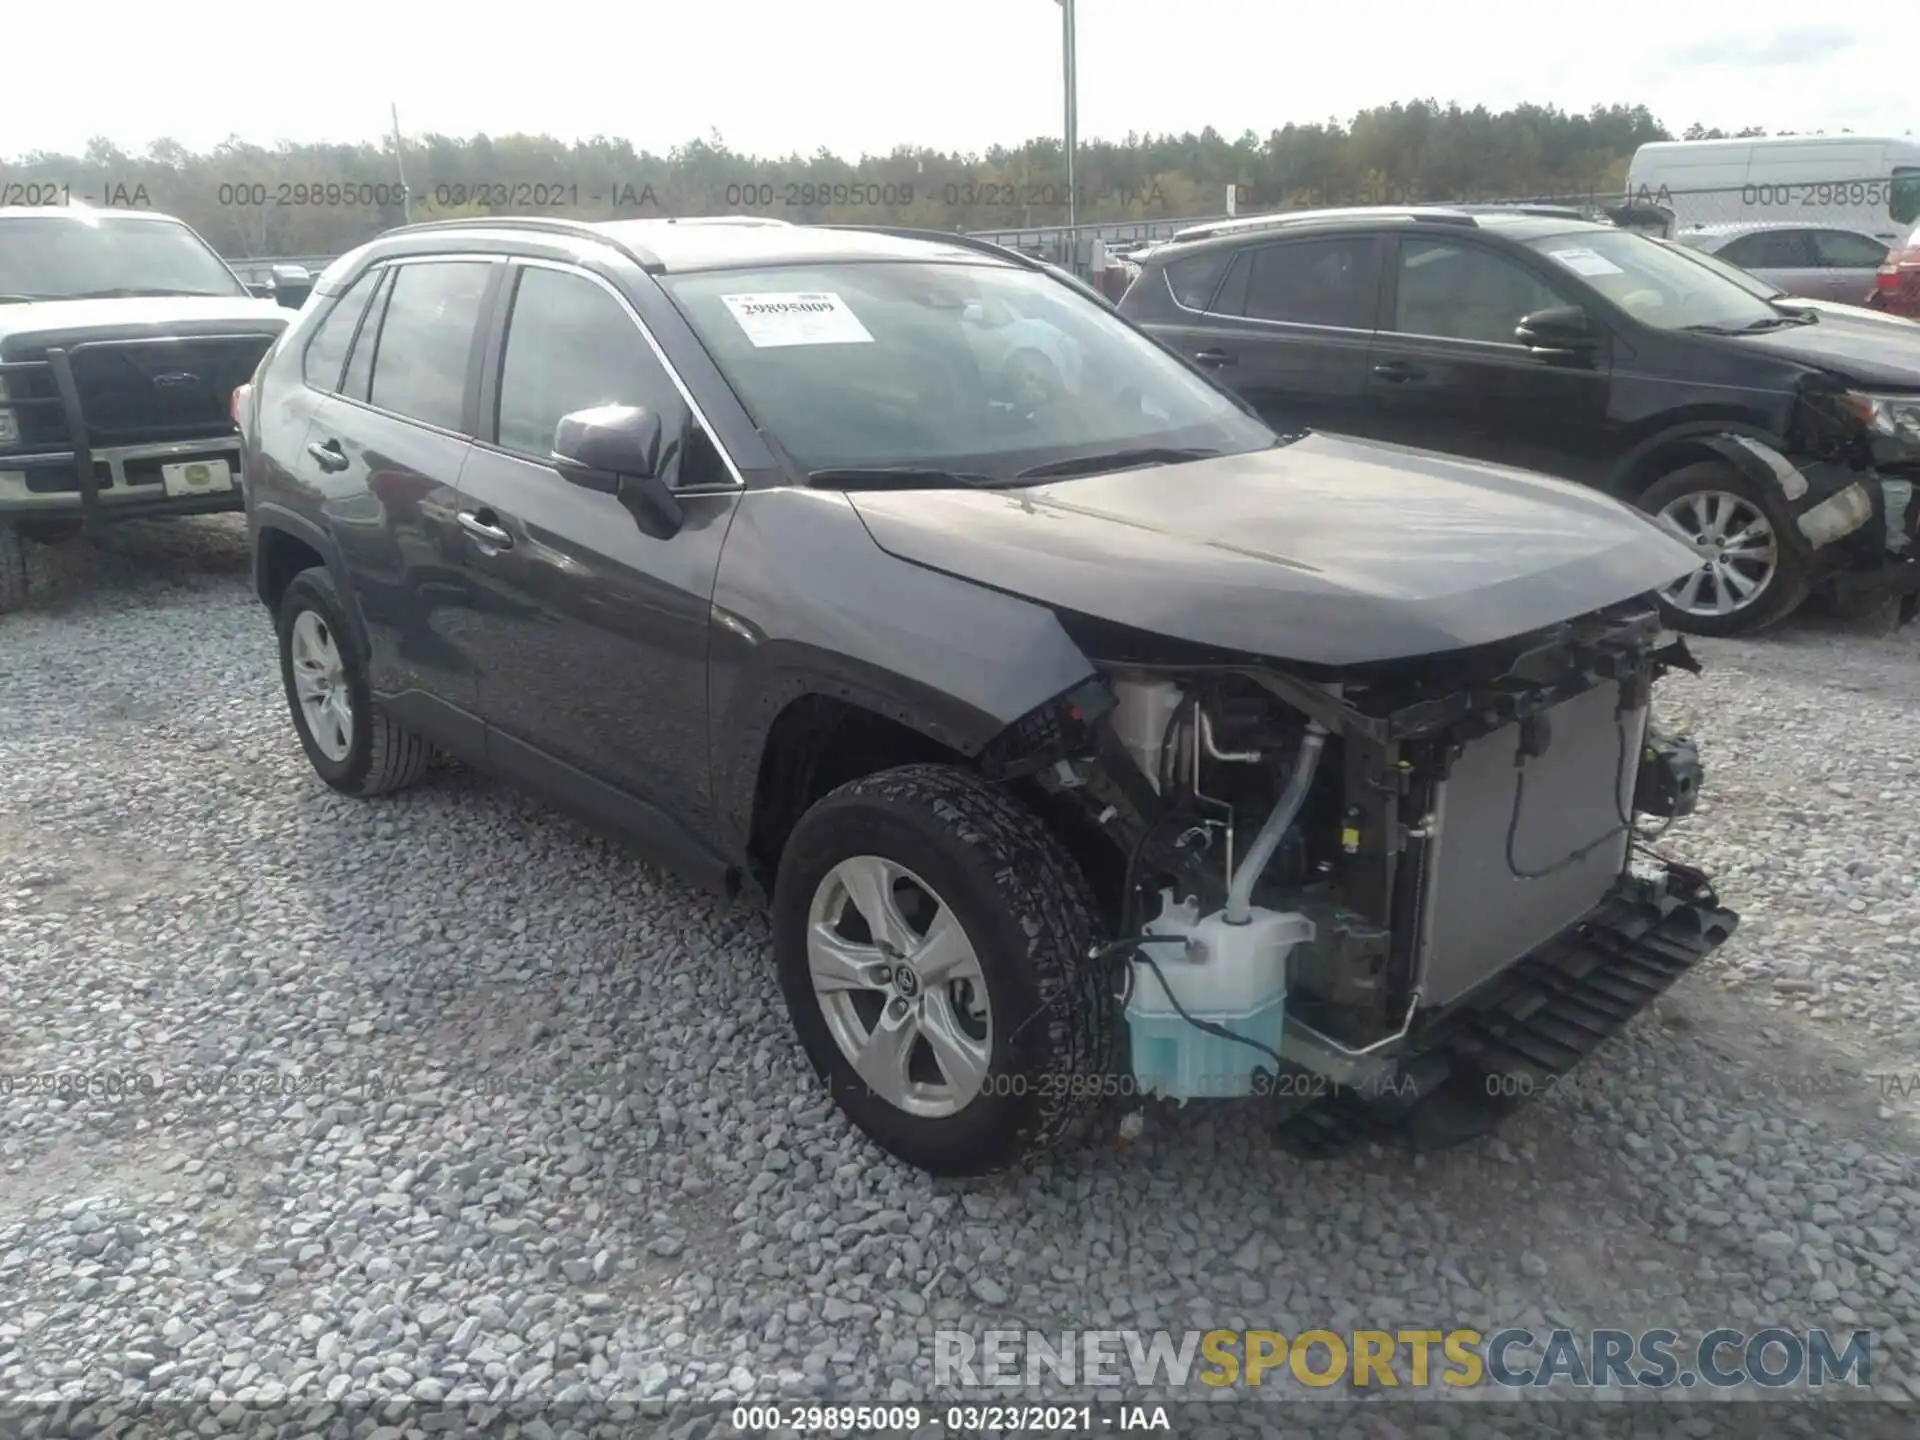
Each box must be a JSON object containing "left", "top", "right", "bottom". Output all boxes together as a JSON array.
[
  {"left": 1705, "top": 310, "right": 1920, "bottom": 389},
  {"left": 845, "top": 433, "right": 1701, "bottom": 667},
  {"left": 1789, "top": 298, "right": 1920, "bottom": 331},
  {"left": 0, "top": 295, "right": 290, "bottom": 348}
]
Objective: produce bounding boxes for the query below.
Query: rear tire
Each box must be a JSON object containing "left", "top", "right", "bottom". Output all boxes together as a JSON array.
[
  {"left": 275, "top": 566, "right": 434, "bottom": 797},
  {"left": 0, "top": 522, "right": 27, "bottom": 615},
  {"left": 772, "top": 763, "right": 1116, "bottom": 1177},
  {"left": 1636, "top": 463, "right": 1810, "bottom": 636}
]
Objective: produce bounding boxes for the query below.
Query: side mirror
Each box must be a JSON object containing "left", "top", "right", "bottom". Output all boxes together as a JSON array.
[
  {"left": 1516, "top": 305, "right": 1597, "bottom": 357},
  {"left": 551, "top": 404, "right": 684, "bottom": 540},
  {"left": 270, "top": 264, "right": 313, "bottom": 309}
]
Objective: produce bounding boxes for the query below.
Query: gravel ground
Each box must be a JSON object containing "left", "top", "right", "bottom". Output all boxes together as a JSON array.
[{"left": 2, "top": 519, "right": 1919, "bottom": 1440}]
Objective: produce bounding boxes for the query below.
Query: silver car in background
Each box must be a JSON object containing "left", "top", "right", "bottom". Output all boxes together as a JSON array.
[{"left": 1673, "top": 221, "right": 1890, "bottom": 304}]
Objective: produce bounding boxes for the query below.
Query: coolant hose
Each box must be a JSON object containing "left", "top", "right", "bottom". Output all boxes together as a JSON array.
[{"left": 1223, "top": 723, "right": 1328, "bottom": 924}]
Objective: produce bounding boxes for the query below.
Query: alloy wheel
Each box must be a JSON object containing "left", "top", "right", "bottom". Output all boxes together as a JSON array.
[
  {"left": 805, "top": 855, "right": 993, "bottom": 1119},
  {"left": 289, "top": 609, "right": 354, "bottom": 762},
  {"left": 1653, "top": 489, "right": 1778, "bottom": 619}
]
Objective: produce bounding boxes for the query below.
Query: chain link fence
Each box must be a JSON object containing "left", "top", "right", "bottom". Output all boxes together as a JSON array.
[{"left": 219, "top": 176, "right": 1920, "bottom": 283}]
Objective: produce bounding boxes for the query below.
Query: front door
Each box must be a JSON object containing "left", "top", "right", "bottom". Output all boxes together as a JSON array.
[
  {"left": 452, "top": 260, "right": 743, "bottom": 849},
  {"left": 1358, "top": 234, "right": 1615, "bottom": 486}
]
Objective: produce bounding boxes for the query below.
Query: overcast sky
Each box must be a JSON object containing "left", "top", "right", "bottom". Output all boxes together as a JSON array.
[{"left": 6, "top": 2, "right": 1903, "bottom": 161}]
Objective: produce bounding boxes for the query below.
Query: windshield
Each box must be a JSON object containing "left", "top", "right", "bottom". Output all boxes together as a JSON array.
[
  {"left": 1525, "top": 229, "right": 1781, "bottom": 332},
  {"left": 1654, "top": 239, "right": 1785, "bottom": 300},
  {"left": 659, "top": 260, "right": 1274, "bottom": 479},
  {"left": 0, "top": 215, "right": 246, "bottom": 300}
]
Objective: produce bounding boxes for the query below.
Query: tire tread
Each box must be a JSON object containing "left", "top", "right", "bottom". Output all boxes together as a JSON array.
[{"left": 779, "top": 762, "right": 1117, "bottom": 1174}]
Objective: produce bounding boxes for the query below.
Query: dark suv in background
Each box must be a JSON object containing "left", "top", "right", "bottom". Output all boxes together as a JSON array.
[
  {"left": 238, "top": 213, "right": 1732, "bottom": 1177},
  {"left": 1120, "top": 206, "right": 1920, "bottom": 635},
  {"left": 0, "top": 206, "right": 297, "bottom": 612}
]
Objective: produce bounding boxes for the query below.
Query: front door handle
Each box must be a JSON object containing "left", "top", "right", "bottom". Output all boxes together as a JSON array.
[
  {"left": 458, "top": 511, "right": 514, "bottom": 549},
  {"left": 1193, "top": 348, "right": 1234, "bottom": 368},
  {"left": 1371, "top": 360, "right": 1427, "bottom": 383},
  {"left": 305, "top": 438, "right": 350, "bottom": 473}
]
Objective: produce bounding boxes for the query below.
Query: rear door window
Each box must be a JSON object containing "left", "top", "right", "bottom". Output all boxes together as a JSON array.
[
  {"left": 1717, "top": 230, "right": 1818, "bottom": 269},
  {"left": 364, "top": 260, "right": 495, "bottom": 432},
  {"left": 1810, "top": 230, "right": 1890, "bottom": 268},
  {"left": 339, "top": 269, "right": 393, "bottom": 403},
  {"left": 1219, "top": 237, "right": 1381, "bottom": 328}
]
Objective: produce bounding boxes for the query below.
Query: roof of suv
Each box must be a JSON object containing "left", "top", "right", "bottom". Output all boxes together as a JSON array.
[
  {"left": 0, "top": 205, "right": 188, "bottom": 224},
  {"left": 372, "top": 214, "right": 1013, "bottom": 275},
  {"left": 1151, "top": 206, "right": 1609, "bottom": 261}
]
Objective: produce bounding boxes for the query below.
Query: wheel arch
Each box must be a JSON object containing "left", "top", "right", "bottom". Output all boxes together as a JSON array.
[
  {"left": 252, "top": 505, "right": 385, "bottom": 672},
  {"left": 1604, "top": 417, "right": 1798, "bottom": 504}
]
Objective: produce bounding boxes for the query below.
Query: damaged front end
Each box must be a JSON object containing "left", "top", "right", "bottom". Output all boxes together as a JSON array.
[
  {"left": 1701, "top": 386, "right": 1920, "bottom": 622},
  {"left": 981, "top": 598, "right": 1739, "bottom": 1156}
]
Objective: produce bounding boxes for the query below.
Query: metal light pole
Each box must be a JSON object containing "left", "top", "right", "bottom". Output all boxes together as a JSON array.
[
  {"left": 391, "top": 103, "right": 412, "bottom": 224},
  {"left": 1056, "top": 0, "right": 1078, "bottom": 255}
]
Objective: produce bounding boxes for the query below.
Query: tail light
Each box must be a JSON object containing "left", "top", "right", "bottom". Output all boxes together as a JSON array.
[{"left": 231, "top": 383, "right": 250, "bottom": 429}]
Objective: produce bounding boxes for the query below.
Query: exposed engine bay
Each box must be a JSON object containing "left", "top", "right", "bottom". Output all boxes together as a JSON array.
[{"left": 981, "top": 595, "right": 1737, "bottom": 1152}]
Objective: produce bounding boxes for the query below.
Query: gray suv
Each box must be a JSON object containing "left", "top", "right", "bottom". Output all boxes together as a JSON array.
[{"left": 239, "top": 214, "right": 1736, "bottom": 1175}]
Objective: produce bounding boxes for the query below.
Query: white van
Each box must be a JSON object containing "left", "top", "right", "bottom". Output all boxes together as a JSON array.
[{"left": 1625, "top": 136, "right": 1920, "bottom": 242}]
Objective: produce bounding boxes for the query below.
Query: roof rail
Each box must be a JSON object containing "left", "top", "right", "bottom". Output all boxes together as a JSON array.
[
  {"left": 1452, "top": 203, "right": 1592, "bottom": 220},
  {"left": 1171, "top": 207, "right": 1481, "bottom": 245},
  {"left": 375, "top": 213, "right": 670, "bottom": 272},
  {"left": 382, "top": 214, "right": 614, "bottom": 241}
]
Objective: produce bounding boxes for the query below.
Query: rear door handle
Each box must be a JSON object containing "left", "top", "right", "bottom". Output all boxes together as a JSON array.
[
  {"left": 1193, "top": 348, "right": 1234, "bottom": 368},
  {"left": 305, "top": 438, "right": 349, "bottom": 473},
  {"left": 1371, "top": 360, "right": 1427, "bottom": 383},
  {"left": 458, "top": 511, "right": 514, "bottom": 549}
]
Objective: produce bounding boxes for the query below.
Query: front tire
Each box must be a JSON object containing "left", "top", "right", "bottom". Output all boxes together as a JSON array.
[
  {"left": 1636, "top": 463, "right": 1810, "bottom": 636},
  {"left": 275, "top": 566, "right": 434, "bottom": 797},
  {"left": 772, "top": 764, "right": 1116, "bottom": 1177}
]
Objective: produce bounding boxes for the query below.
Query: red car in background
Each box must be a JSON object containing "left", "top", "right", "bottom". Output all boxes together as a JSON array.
[{"left": 1872, "top": 220, "right": 1920, "bottom": 319}]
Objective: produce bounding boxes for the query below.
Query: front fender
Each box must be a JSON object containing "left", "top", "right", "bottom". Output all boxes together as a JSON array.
[{"left": 707, "top": 488, "right": 1097, "bottom": 856}]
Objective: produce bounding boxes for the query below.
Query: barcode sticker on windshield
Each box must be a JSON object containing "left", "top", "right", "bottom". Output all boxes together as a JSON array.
[
  {"left": 1545, "top": 247, "right": 1624, "bottom": 277},
  {"left": 720, "top": 292, "right": 875, "bottom": 348}
]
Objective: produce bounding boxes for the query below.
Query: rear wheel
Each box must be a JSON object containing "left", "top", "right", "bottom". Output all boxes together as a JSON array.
[
  {"left": 275, "top": 567, "right": 434, "bottom": 797},
  {"left": 772, "top": 763, "right": 1116, "bottom": 1176},
  {"left": 1637, "top": 463, "right": 1810, "bottom": 635}
]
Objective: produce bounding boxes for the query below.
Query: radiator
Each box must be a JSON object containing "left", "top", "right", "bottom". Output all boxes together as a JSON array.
[{"left": 1417, "top": 679, "right": 1647, "bottom": 1009}]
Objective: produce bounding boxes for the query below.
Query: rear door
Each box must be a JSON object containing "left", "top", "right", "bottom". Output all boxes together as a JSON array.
[
  {"left": 1357, "top": 233, "right": 1615, "bottom": 484},
  {"left": 1713, "top": 228, "right": 1827, "bottom": 299},
  {"left": 302, "top": 256, "right": 500, "bottom": 746},
  {"left": 1139, "top": 234, "right": 1383, "bottom": 436},
  {"left": 452, "top": 258, "right": 744, "bottom": 848},
  {"left": 1808, "top": 228, "right": 1892, "bottom": 304}
]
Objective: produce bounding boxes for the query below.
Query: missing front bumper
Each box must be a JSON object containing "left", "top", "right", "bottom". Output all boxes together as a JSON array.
[{"left": 1272, "top": 862, "right": 1738, "bottom": 1159}]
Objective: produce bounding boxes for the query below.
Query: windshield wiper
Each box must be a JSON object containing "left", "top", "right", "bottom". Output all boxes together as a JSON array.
[
  {"left": 1684, "top": 312, "right": 1815, "bottom": 335},
  {"left": 1015, "top": 446, "right": 1220, "bottom": 480},
  {"left": 805, "top": 466, "right": 1005, "bottom": 491}
]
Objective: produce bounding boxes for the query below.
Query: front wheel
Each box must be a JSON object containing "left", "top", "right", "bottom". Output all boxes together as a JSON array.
[
  {"left": 771, "top": 764, "right": 1117, "bottom": 1177},
  {"left": 1637, "top": 463, "right": 1810, "bottom": 636}
]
